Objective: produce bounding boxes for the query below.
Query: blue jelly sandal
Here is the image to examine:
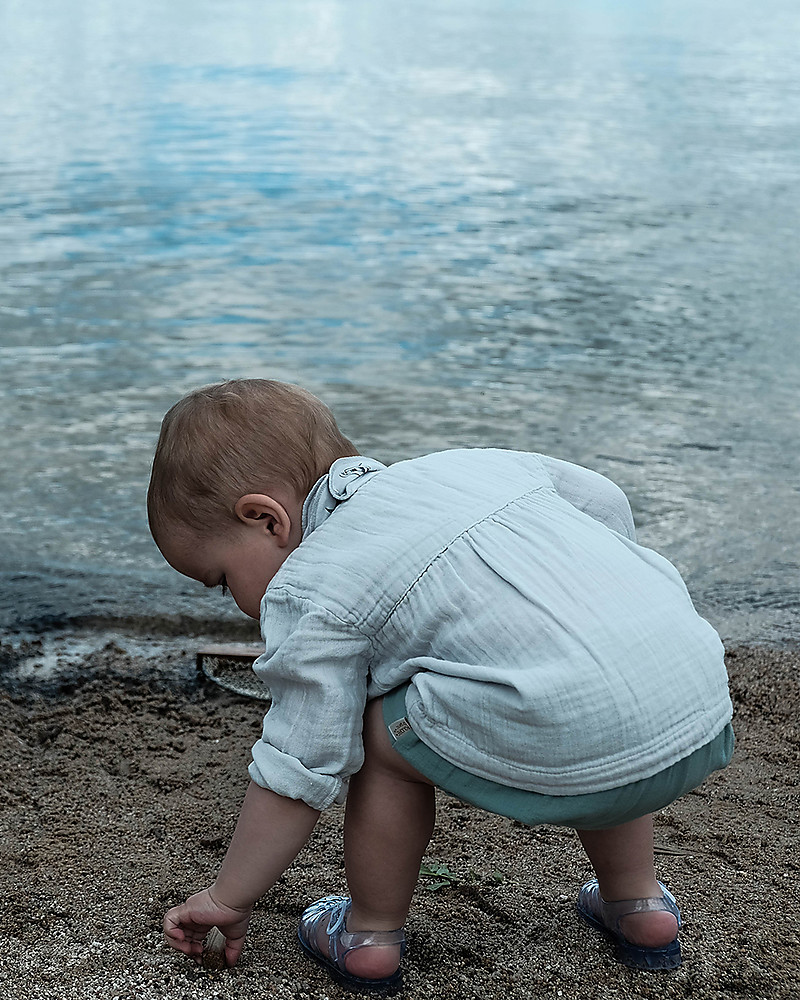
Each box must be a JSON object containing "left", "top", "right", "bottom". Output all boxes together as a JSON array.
[
  {"left": 297, "top": 895, "right": 406, "bottom": 994},
  {"left": 576, "top": 879, "right": 682, "bottom": 970}
]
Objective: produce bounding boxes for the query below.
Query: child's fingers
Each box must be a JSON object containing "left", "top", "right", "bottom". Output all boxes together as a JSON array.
[
  {"left": 164, "top": 932, "right": 195, "bottom": 957},
  {"left": 163, "top": 908, "right": 206, "bottom": 953},
  {"left": 163, "top": 912, "right": 186, "bottom": 944},
  {"left": 163, "top": 892, "right": 251, "bottom": 965},
  {"left": 224, "top": 933, "right": 247, "bottom": 967}
]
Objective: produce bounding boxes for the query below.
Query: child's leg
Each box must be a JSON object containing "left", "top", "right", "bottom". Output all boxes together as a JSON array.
[
  {"left": 323, "top": 697, "right": 435, "bottom": 979},
  {"left": 576, "top": 815, "right": 679, "bottom": 948},
  {"left": 345, "top": 697, "right": 436, "bottom": 927}
]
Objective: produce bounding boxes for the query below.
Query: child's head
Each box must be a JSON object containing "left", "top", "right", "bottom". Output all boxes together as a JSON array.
[{"left": 147, "top": 378, "right": 357, "bottom": 548}]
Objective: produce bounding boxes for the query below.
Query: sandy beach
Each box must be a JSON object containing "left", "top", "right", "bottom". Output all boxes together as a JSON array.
[{"left": 1, "top": 639, "right": 797, "bottom": 1000}]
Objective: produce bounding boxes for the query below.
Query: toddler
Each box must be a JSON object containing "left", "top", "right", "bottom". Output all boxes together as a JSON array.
[{"left": 148, "top": 378, "right": 733, "bottom": 990}]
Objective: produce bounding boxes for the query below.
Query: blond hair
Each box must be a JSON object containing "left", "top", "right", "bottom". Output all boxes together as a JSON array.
[{"left": 147, "top": 379, "right": 358, "bottom": 542}]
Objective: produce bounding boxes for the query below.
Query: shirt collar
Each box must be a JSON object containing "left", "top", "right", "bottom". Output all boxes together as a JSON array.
[{"left": 301, "top": 456, "right": 387, "bottom": 539}]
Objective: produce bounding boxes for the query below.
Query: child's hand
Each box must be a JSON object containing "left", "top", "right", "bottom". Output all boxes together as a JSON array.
[{"left": 163, "top": 887, "right": 253, "bottom": 966}]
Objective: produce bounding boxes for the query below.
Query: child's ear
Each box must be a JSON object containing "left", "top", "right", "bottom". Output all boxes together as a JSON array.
[{"left": 234, "top": 494, "right": 292, "bottom": 544}]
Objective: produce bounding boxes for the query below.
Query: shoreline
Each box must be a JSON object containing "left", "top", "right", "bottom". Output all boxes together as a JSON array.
[
  {"left": 2, "top": 624, "right": 797, "bottom": 695},
  {"left": 1, "top": 638, "right": 798, "bottom": 998}
]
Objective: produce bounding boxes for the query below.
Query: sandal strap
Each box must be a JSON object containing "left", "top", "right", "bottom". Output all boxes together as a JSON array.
[
  {"left": 302, "top": 895, "right": 406, "bottom": 976},
  {"left": 595, "top": 882, "right": 681, "bottom": 935},
  {"left": 336, "top": 926, "right": 407, "bottom": 951},
  {"left": 576, "top": 880, "right": 683, "bottom": 970}
]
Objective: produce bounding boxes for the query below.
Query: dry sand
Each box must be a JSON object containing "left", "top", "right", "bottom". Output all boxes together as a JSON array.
[{"left": 0, "top": 640, "right": 797, "bottom": 1000}]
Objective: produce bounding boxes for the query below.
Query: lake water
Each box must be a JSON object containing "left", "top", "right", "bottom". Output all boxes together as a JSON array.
[{"left": 1, "top": 0, "right": 798, "bottom": 649}]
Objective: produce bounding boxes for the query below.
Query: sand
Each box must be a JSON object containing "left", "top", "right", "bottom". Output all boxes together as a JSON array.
[{"left": 0, "top": 639, "right": 797, "bottom": 1000}]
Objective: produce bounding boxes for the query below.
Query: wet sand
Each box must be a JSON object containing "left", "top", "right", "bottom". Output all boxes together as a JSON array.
[{"left": 1, "top": 640, "right": 797, "bottom": 999}]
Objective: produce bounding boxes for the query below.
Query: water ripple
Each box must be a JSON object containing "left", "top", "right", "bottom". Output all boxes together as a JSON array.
[{"left": 1, "top": 0, "right": 798, "bottom": 644}]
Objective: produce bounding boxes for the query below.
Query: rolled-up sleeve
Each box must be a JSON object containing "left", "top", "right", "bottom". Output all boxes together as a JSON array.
[{"left": 248, "top": 590, "right": 374, "bottom": 811}]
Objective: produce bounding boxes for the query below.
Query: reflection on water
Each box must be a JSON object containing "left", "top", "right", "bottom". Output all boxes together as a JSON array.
[{"left": 0, "top": 0, "right": 798, "bottom": 643}]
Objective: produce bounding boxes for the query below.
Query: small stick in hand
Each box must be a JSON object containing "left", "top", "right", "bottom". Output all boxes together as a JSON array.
[{"left": 201, "top": 926, "right": 227, "bottom": 971}]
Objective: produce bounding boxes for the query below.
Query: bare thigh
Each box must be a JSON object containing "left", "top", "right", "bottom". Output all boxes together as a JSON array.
[{"left": 361, "top": 697, "right": 435, "bottom": 786}]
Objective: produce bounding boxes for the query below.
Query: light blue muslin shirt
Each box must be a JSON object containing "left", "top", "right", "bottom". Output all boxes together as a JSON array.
[{"left": 249, "top": 449, "right": 732, "bottom": 812}]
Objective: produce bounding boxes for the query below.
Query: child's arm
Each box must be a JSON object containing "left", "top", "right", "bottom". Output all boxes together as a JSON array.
[
  {"left": 166, "top": 601, "right": 372, "bottom": 964},
  {"left": 163, "top": 781, "right": 320, "bottom": 966}
]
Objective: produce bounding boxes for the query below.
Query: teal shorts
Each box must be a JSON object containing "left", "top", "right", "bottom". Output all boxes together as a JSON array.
[{"left": 382, "top": 684, "right": 734, "bottom": 830}]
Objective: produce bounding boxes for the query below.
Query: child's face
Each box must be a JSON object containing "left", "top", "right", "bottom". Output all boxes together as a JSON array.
[{"left": 161, "top": 498, "right": 300, "bottom": 619}]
